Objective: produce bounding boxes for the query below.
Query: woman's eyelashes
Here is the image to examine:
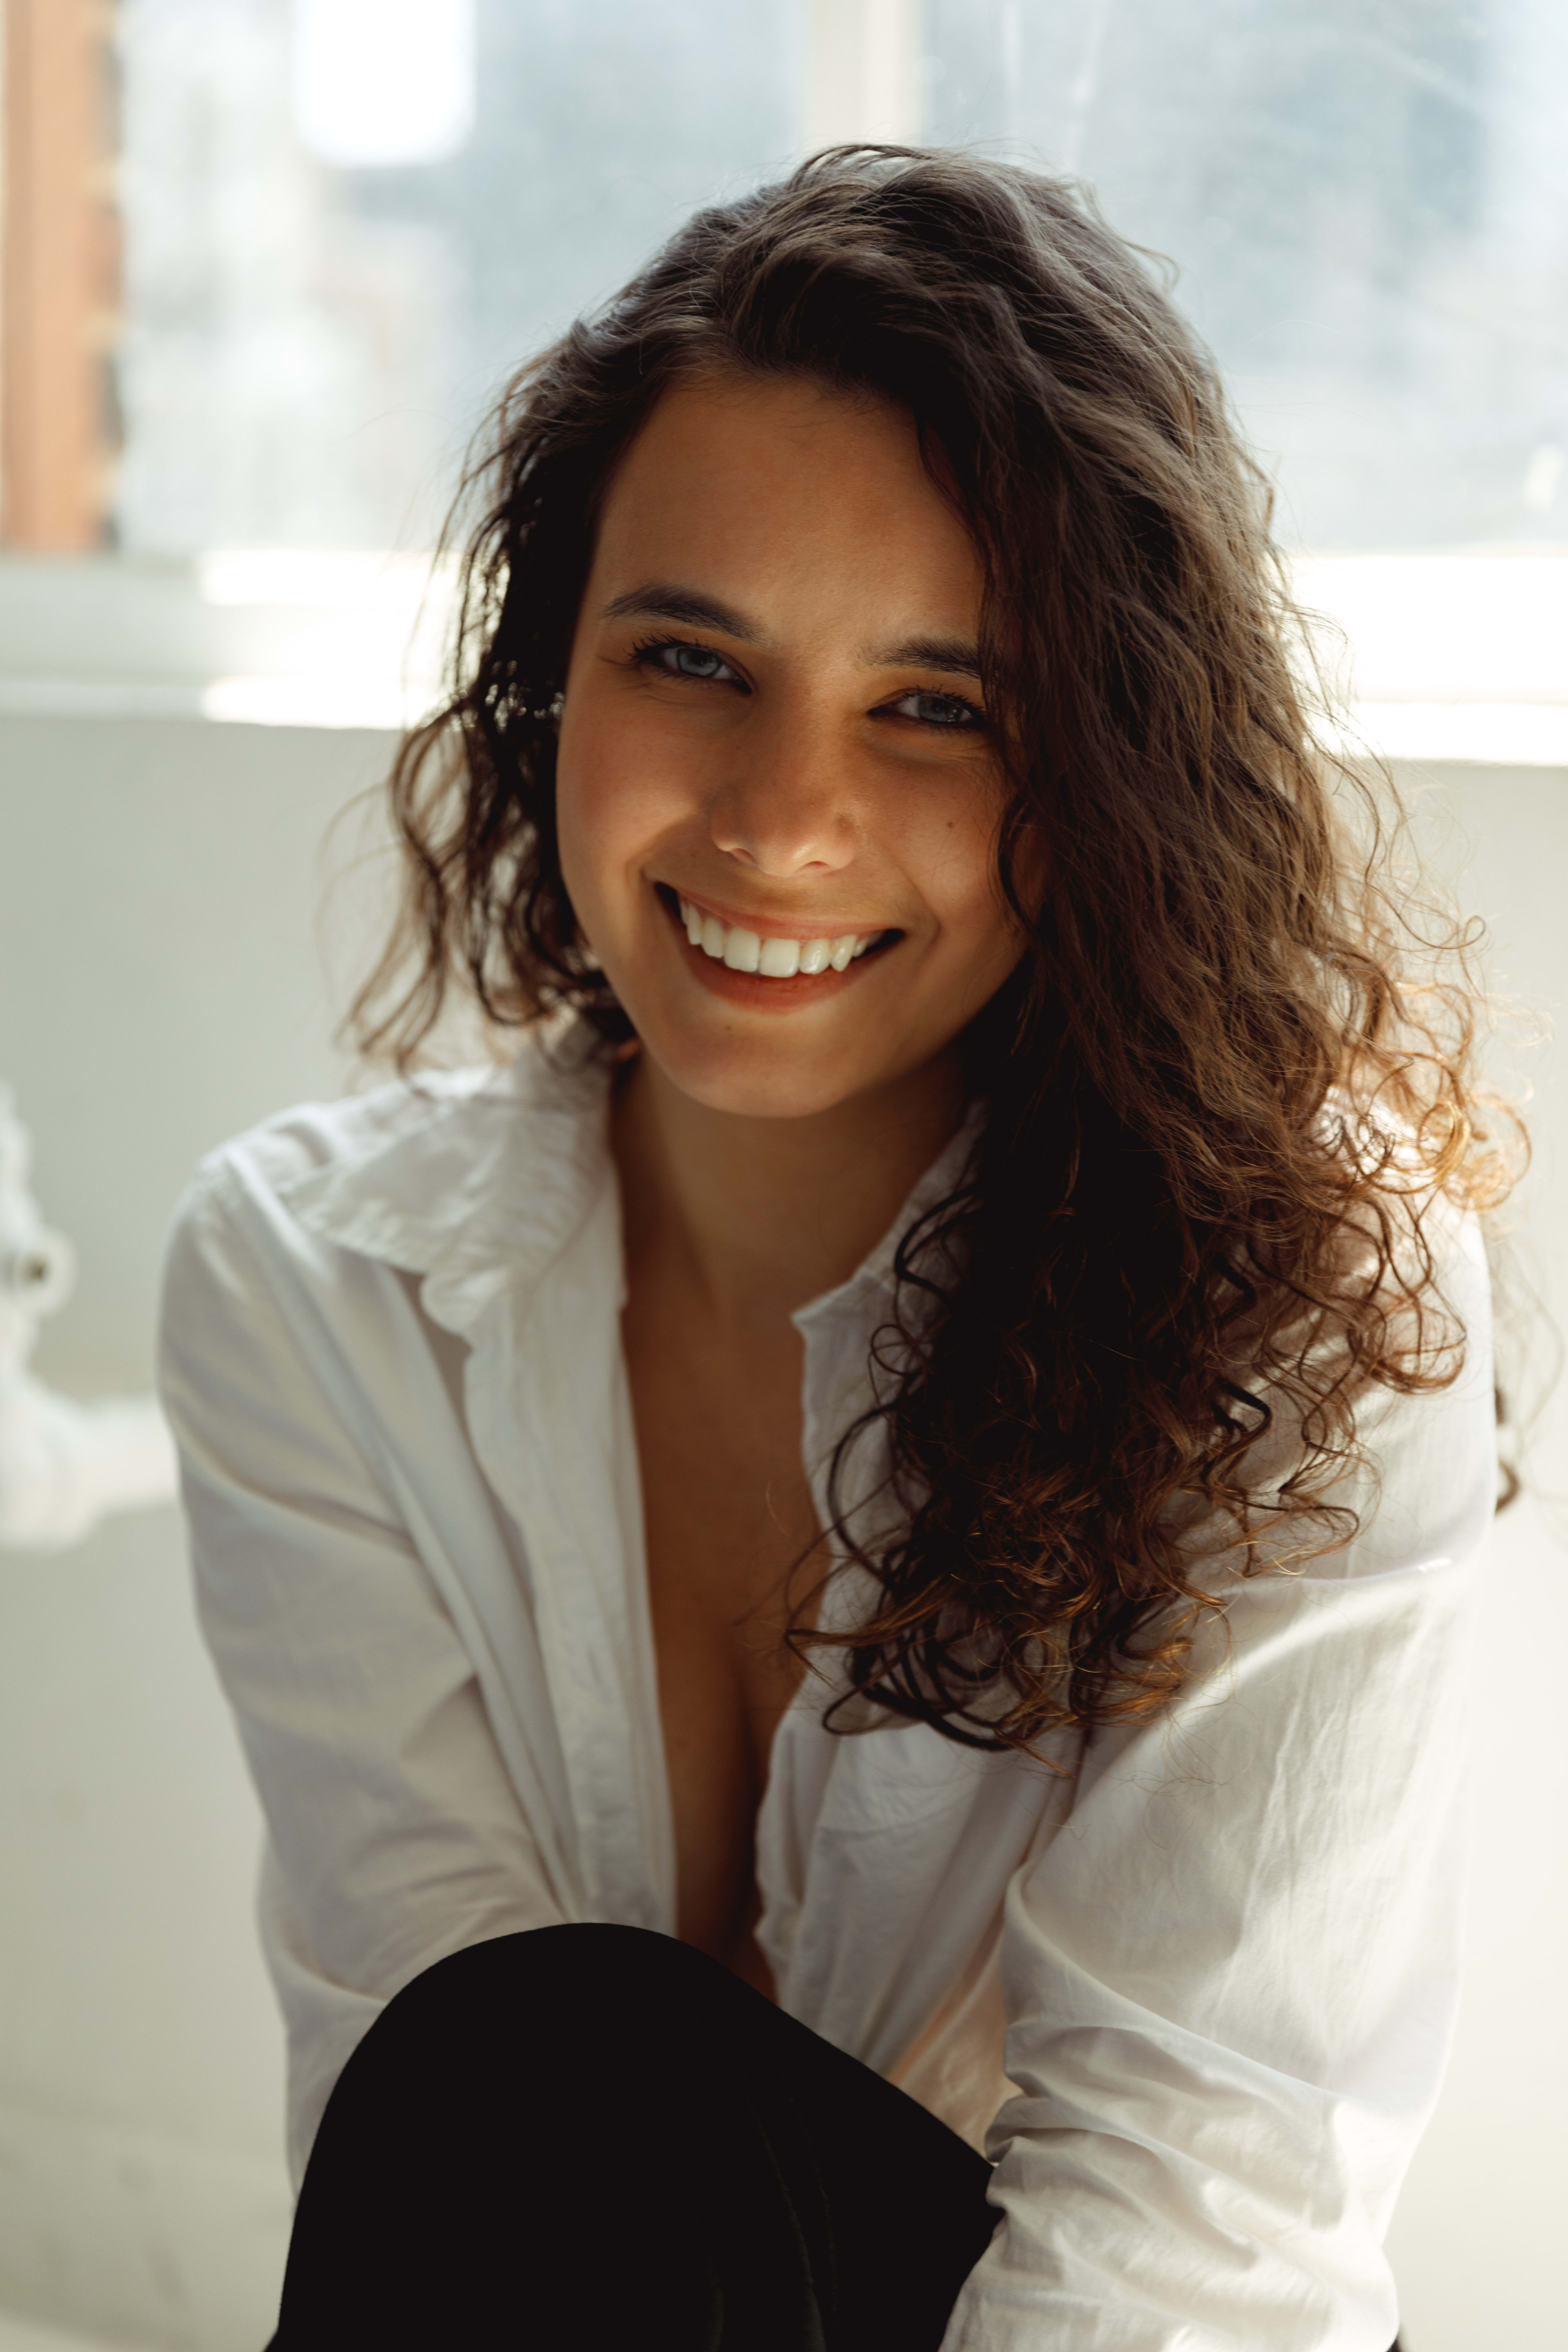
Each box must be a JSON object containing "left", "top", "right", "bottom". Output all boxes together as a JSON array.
[
  {"left": 629, "top": 635, "right": 986, "bottom": 733},
  {"left": 880, "top": 687, "right": 986, "bottom": 731},
  {"left": 631, "top": 635, "right": 743, "bottom": 688}
]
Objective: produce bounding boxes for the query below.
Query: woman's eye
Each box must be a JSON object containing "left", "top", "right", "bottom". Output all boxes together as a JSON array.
[
  {"left": 886, "top": 688, "right": 984, "bottom": 730},
  {"left": 635, "top": 638, "right": 738, "bottom": 686}
]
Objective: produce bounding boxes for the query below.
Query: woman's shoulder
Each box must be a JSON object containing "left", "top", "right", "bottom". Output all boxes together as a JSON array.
[
  {"left": 186, "top": 1017, "right": 604, "bottom": 1219},
  {"left": 156, "top": 1069, "right": 496, "bottom": 1367},
  {"left": 162, "top": 1020, "right": 614, "bottom": 1339},
  {"left": 1226, "top": 1173, "right": 1497, "bottom": 1591},
  {"left": 185, "top": 1063, "right": 500, "bottom": 1214}
]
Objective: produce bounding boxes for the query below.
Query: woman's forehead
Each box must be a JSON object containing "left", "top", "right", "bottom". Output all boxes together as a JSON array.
[{"left": 589, "top": 372, "right": 982, "bottom": 630}]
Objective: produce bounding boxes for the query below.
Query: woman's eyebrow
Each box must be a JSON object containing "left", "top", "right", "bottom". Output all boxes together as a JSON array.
[
  {"left": 599, "top": 582, "right": 762, "bottom": 640},
  {"left": 869, "top": 633, "right": 983, "bottom": 682}
]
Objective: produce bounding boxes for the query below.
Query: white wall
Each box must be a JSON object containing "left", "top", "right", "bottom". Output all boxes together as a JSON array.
[
  {"left": 0, "top": 710, "right": 392, "bottom": 2350},
  {"left": 1382, "top": 764, "right": 1568, "bottom": 2349},
  {"left": 0, "top": 713, "right": 1563, "bottom": 2350}
]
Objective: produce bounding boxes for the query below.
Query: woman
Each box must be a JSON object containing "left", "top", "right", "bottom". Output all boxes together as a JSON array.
[{"left": 159, "top": 148, "right": 1511, "bottom": 2350}]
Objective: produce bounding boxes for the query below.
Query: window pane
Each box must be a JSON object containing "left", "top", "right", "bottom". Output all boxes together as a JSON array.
[
  {"left": 116, "top": 0, "right": 802, "bottom": 554},
  {"left": 924, "top": 0, "right": 1568, "bottom": 550}
]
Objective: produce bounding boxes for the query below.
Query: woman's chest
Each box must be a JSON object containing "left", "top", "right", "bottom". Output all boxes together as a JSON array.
[{"left": 622, "top": 1299, "right": 823, "bottom": 1964}]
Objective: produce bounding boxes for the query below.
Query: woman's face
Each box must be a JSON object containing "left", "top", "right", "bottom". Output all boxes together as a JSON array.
[{"left": 556, "top": 370, "right": 1023, "bottom": 1122}]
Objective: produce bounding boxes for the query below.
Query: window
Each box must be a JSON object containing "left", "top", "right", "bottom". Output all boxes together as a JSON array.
[
  {"left": 925, "top": 0, "right": 1567, "bottom": 555},
  {"left": 114, "top": 0, "right": 803, "bottom": 554},
  {"left": 0, "top": 0, "right": 1562, "bottom": 753}
]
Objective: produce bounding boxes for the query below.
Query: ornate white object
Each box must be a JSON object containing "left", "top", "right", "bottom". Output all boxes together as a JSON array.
[{"left": 0, "top": 1085, "right": 178, "bottom": 1551}]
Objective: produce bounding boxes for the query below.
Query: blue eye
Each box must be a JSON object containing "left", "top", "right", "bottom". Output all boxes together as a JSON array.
[
  {"left": 633, "top": 637, "right": 738, "bottom": 685},
  {"left": 888, "top": 688, "right": 984, "bottom": 730}
]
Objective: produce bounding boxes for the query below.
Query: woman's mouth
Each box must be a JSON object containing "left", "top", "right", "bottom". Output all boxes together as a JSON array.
[
  {"left": 655, "top": 885, "right": 900, "bottom": 1002},
  {"left": 675, "top": 893, "right": 886, "bottom": 976}
]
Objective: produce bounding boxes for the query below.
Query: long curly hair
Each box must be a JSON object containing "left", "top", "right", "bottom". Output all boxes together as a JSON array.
[{"left": 355, "top": 146, "right": 1523, "bottom": 1752}]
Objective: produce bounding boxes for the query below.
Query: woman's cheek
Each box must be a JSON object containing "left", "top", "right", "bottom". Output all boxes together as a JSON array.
[
  {"left": 565, "top": 708, "right": 696, "bottom": 866},
  {"left": 910, "top": 778, "right": 1008, "bottom": 946}
]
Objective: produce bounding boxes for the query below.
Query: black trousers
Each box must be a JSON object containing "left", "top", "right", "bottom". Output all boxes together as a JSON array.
[
  {"left": 269, "top": 1922, "right": 998, "bottom": 2350},
  {"left": 268, "top": 1922, "right": 1404, "bottom": 2350}
]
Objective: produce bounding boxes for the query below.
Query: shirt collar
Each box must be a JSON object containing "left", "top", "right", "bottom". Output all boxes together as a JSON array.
[
  {"left": 276, "top": 1014, "right": 983, "bottom": 1342},
  {"left": 275, "top": 1015, "right": 614, "bottom": 1337}
]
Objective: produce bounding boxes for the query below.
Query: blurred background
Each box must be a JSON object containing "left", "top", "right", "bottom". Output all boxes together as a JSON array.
[{"left": 0, "top": 2, "right": 1564, "bottom": 2346}]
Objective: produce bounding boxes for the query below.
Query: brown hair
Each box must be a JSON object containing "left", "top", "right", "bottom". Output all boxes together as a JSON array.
[{"left": 357, "top": 146, "right": 1523, "bottom": 1751}]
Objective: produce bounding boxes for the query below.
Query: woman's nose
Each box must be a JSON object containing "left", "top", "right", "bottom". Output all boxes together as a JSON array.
[{"left": 706, "top": 703, "right": 858, "bottom": 877}]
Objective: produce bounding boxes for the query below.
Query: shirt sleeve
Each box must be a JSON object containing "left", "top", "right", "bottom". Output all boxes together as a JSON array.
[
  {"left": 942, "top": 1205, "right": 1496, "bottom": 2352},
  {"left": 158, "top": 1155, "right": 566, "bottom": 2188}
]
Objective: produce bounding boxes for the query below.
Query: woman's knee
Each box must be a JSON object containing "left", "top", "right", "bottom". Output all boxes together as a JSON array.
[
  {"left": 310, "top": 1925, "right": 695, "bottom": 2167},
  {"left": 368, "top": 1922, "right": 742, "bottom": 2068}
]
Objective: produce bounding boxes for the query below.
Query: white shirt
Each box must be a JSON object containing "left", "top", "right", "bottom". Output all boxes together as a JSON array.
[{"left": 157, "top": 1024, "right": 1495, "bottom": 2352}]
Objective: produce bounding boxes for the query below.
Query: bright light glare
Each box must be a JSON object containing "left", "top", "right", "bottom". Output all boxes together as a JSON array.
[
  {"left": 185, "top": 548, "right": 1568, "bottom": 759},
  {"left": 292, "top": 0, "right": 476, "bottom": 169},
  {"left": 1289, "top": 555, "right": 1568, "bottom": 707},
  {"left": 1336, "top": 704, "right": 1568, "bottom": 767},
  {"left": 198, "top": 548, "right": 439, "bottom": 609},
  {"left": 200, "top": 676, "right": 424, "bottom": 730}
]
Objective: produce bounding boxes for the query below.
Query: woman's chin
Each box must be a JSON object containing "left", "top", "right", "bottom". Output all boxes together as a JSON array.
[{"left": 633, "top": 1019, "right": 920, "bottom": 1125}]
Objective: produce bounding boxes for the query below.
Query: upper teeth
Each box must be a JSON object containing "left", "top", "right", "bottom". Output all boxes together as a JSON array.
[{"left": 677, "top": 896, "right": 881, "bottom": 976}]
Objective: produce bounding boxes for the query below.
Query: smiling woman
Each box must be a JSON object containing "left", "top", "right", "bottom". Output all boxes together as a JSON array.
[
  {"left": 158, "top": 147, "right": 1515, "bottom": 2351},
  {"left": 555, "top": 374, "right": 1019, "bottom": 1118}
]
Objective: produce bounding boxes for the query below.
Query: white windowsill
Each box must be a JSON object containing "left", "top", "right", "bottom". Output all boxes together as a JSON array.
[
  {"left": 1326, "top": 704, "right": 1568, "bottom": 766},
  {"left": 5, "top": 674, "right": 1564, "bottom": 765},
  {"left": 0, "top": 550, "right": 1563, "bottom": 763}
]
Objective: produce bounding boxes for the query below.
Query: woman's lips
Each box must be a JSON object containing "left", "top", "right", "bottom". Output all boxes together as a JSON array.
[
  {"left": 656, "top": 884, "right": 900, "bottom": 1006},
  {"left": 675, "top": 891, "right": 886, "bottom": 977}
]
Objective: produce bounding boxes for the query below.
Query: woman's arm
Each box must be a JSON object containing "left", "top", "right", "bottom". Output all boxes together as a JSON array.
[
  {"left": 159, "top": 1156, "right": 566, "bottom": 2186},
  {"left": 945, "top": 1209, "right": 1495, "bottom": 2352}
]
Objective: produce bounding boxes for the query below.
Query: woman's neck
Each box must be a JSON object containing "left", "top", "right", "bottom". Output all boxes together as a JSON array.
[{"left": 612, "top": 1045, "right": 968, "bottom": 1333}]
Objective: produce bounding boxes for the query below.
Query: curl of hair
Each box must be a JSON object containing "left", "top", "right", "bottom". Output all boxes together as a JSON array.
[{"left": 354, "top": 147, "right": 1526, "bottom": 1753}]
